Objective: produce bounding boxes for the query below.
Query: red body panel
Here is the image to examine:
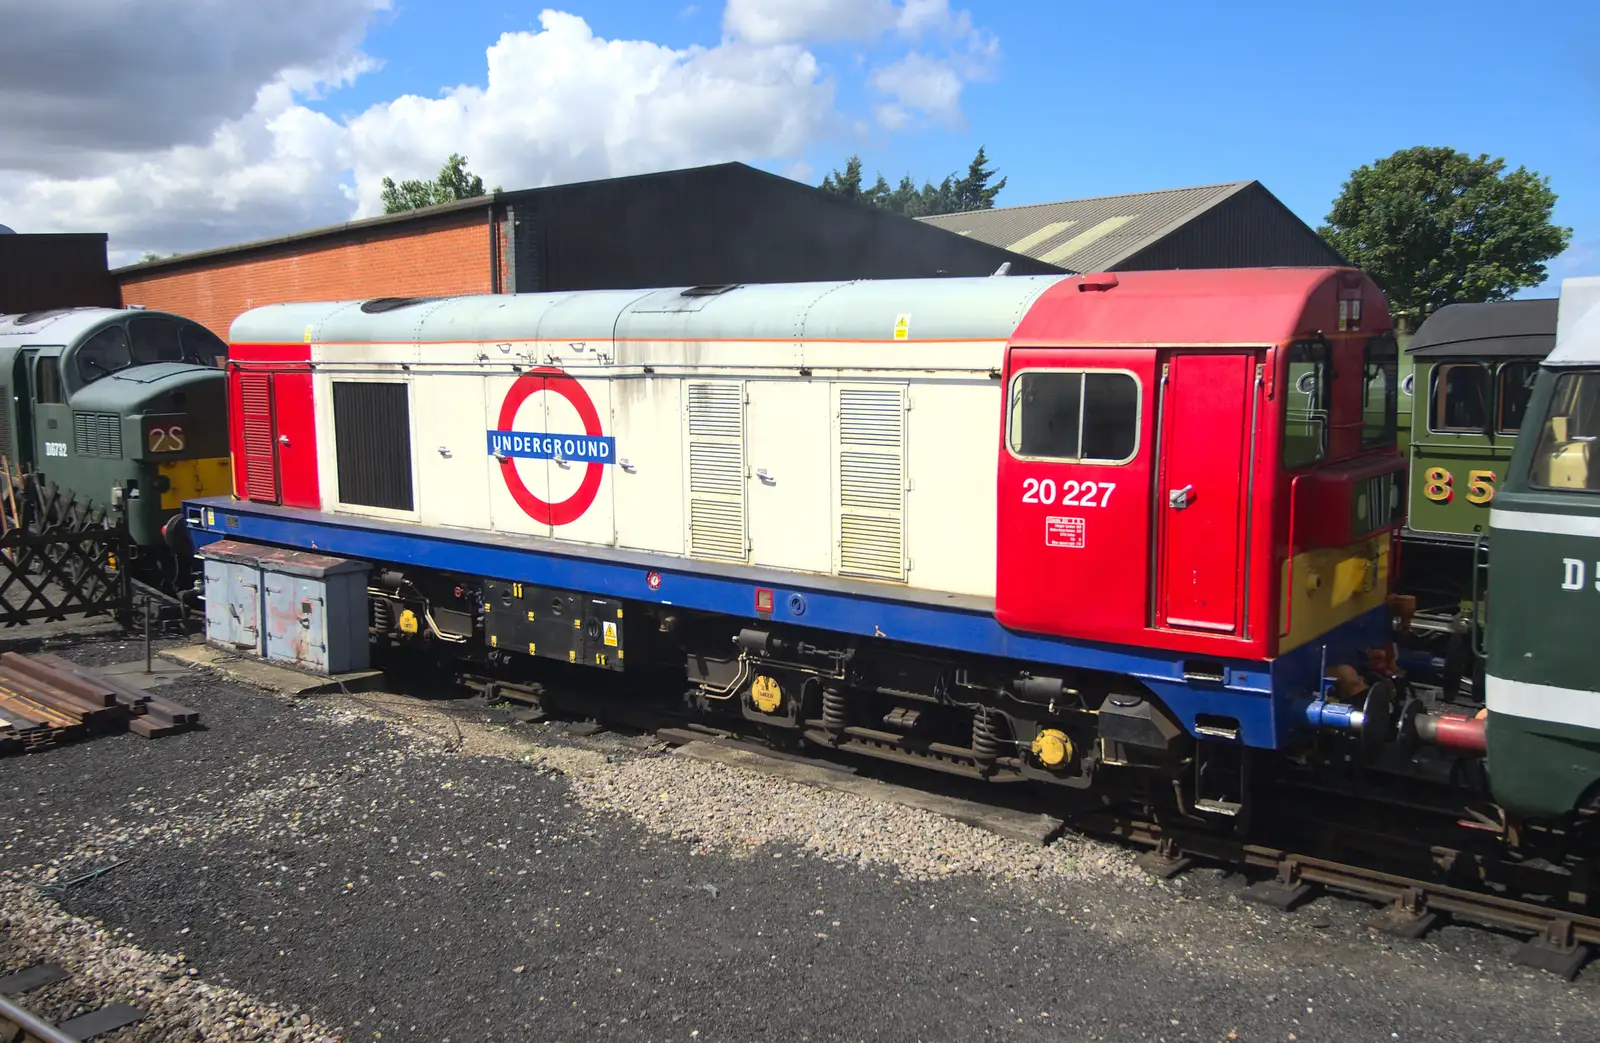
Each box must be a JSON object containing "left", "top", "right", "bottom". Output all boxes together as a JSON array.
[
  {"left": 1154, "top": 352, "right": 1259, "bottom": 636},
  {"left": 996, "top": 348, "right": 1157, "bottom": 644},
  {"left": 227, "top": 343, "right": 319, "bottom": 509}
]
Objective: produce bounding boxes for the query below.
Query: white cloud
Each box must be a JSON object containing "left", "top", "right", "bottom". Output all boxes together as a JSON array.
[
  {"left": 723, "top": 0, "right": 899, "bottom": 44},
  {"left": 871, "top": 52, "right": 966, "bottom": 129},
  {"left": 0, "top": 3, "right": 1002, "bottom": 264},
  {"left": 0, "top": 0, "right": 389, "bottom": 172},
  {"left": 343, "top": 11, "right": 835, "bottom": 218}
]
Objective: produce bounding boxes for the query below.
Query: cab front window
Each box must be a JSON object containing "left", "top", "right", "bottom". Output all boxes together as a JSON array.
[{"left": 1530, "top": 370, "right": 1600, "bottom": 492}]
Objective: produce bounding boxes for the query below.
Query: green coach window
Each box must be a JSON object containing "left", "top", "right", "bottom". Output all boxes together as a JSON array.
[
  {"left": 1431, "top": 362, "right": 1488, "bottom": 433},
  {"left": 1530, "top": 371, "right": 1600, "bottom": 492},
  {"left": 1496, "top": 361, "right": 1540, "bottom": 434}
]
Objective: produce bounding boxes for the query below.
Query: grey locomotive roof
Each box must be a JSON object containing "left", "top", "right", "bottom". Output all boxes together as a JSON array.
[
  {"left": 1545, "top": 276, "right": 1600, "bottom": 367},
  {"left": 918, "top": 181, "right": 1256, "bottom": 272},
  {"left": 0, "top": 305, "right": 186, "bottom": 351},
  {"left": 1407, "top": 297, "right": 1559, "bottom": 358},
  {"left": 231, "top": 275, "right": 1073, "bottom": 346}
]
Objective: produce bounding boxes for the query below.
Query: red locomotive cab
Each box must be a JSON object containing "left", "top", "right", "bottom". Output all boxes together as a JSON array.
[{"left": 996, "top": 268, "right": 1402, "bottom": 665}]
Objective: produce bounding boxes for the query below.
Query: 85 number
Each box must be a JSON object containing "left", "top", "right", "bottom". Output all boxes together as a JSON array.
[{"left": 1422, "top": 466, "right": 1495, "bottom": 505}]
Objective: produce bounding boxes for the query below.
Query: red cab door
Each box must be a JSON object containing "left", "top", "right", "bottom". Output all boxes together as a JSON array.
[
  {"left": 1153, "top": 352, "right": 1260, "bottom": 635},
  {"left": 995, "top": 348, "right": 1155, "bottom": 643}
]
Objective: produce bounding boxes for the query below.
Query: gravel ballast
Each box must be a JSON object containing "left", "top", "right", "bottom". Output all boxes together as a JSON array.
[{"left": 2, "top": 639, "right": 1598, "bottom": 1042}]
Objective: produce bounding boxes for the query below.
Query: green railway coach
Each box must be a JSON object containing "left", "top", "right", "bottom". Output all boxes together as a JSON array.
[
  {"left": 1486, "top": 276, "right": 1600, "bottom": 819},
  {"left": 1394, "top": 299, "right": 1558, "bottom": 692},
  {"left": 0, "top": 306, "right": 232, "bottom": 584}
]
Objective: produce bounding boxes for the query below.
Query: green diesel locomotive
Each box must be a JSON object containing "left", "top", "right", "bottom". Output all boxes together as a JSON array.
[
  {"left": 1487, "top": 275, "right": 1600, "bottom": 820},
  {"left": 0, "top": 306, "right": 232, "bottom": 585}
]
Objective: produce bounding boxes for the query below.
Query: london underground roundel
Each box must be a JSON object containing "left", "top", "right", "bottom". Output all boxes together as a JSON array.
[{"left": 487, "top": 367, "right": 614, "bottom": 526}]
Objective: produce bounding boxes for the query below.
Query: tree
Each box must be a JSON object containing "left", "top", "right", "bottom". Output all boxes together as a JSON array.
[
  {"left": 818, "top": 146, "right": 1006, "bottom": 217},
  {"left": 380, "top": 153, "right": 496, "bottom": 214},
  {"left": 1318, "top": 146, "right": 1571, "bottom": 322}
]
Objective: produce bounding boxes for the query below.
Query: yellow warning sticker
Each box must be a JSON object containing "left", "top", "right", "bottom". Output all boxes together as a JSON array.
[
  {"left": 893, "top": 314, "right": 911, "bottom": 341},
  {"left": 603, "top": 621, "right": 618, "bottom": 647},
  {"left": 303, "top": 324, "right": 314, "bottom": 343}
]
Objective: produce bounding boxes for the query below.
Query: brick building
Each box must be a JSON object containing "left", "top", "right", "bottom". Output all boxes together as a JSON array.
[{"left": 117, "top": 163, "right": 1058, "bottom": 339}]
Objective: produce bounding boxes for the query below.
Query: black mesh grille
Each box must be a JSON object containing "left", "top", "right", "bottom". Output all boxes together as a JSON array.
[{"left": 333, "top": 381, "right": 414, "bottom": 511}]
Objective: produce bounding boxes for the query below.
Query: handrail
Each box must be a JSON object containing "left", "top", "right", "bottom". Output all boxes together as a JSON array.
[
  {"left": 0, "top": 993, "right": 82, "bottom": 1043},
  {"left": 1469, "top": 525, "right": 1488, "bottom": 659},
  {"left": 1282, "top": 474, "right": 1303, "bottom": 639}
]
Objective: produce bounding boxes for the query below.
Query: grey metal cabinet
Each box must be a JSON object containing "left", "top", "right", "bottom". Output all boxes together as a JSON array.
[
  {"left": 198, "top": 539, "right": 371, "bottom": 675},
  {"left": 259, "top": 551, "right": 369, "bottom": 674},
  {"left": 200, "top": 540, "right": 265, "bottom": 655}
]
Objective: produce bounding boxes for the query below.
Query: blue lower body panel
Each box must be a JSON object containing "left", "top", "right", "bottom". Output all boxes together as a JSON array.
[{"left": 183, "top": 498, "right": 1389, "bottom": 750}]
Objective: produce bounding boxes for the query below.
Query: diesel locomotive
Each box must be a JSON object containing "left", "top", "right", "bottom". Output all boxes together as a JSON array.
[
  {"left": 0, "top": 306, "right": 232, "bottom": 586},
  {"left": 1485, "top": 275, "right": 1600, "bottom": 820},
  {"left": 181, "top": 267, "right": 1545, "bottom": 837}
]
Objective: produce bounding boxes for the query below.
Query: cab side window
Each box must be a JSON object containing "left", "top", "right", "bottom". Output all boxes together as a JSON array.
[
  {"left": 1431, "top": 362, "right": 1487, "bottom": 433},
  {"left": 34, "top": 357, "right": 64, "bottom": 405},
  {"left": 1496, "top": 360, "right": 1539, "bottom": 434},
  {"left": 1530, "top": 371, "right": 1600, "bottom": 492},
  {"left": 1361, "top": 335, "right": 1398, "bottom": 447},
  {"left": 129, "top": 316, "right": 183, "bottom": 363},
  {"left": 1284, "top": 340, "right": 1329, "bottom": 468},
  {"left": 1008, "top": 370, "right": 1139, "bottom": 463},
  {"left": 77, "top": 325, "right": 132, "bottom": 383}
]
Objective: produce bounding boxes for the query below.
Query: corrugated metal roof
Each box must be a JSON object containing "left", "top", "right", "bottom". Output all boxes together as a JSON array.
[{"left": 919, "top": 181, "right": 1256, "bottom": 272}]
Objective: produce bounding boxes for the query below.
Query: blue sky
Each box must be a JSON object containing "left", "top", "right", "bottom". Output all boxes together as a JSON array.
[
  {"left": 5, "top": 0, "right": 1594, "bottom": 283},
  {"left": 319, "top": 0, "right": 1599, "bottom": 291}
]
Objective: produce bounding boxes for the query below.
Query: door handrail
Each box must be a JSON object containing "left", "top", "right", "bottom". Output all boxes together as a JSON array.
[{"left": 1281, "top": 474, "right": 1303, "bottom": 639}]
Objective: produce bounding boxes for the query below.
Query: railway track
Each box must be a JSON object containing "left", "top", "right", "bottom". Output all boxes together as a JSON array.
[
  {"left": 634, "top": 719, "right": 1599, "bottom": 980},
  {"left": 0, "top": 962, "right": 143, "bottom": 1043}
]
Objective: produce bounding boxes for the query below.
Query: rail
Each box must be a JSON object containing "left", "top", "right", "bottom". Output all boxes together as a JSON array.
[{"left": 0, "top": 993, "right": 83, "bottom": 1043}]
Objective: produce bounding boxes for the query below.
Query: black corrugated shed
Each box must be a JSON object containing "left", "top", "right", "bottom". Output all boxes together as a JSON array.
[
  {"left": 501, "top": 163, "right": 1064, "bottom": 291},
  {"left": 0, "top": 233, "right": 119, "bottom": 312},
  {"left": 119, "top": 162, "right": 1063, "bottom": 293}
]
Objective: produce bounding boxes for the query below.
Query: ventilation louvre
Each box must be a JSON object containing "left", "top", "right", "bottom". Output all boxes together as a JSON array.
[
  {"left": 684, "top": 382, "right": 746, "bottom": 561},
  {"left": 73, "top": 412, "right": 123, "bottom": 459},
  {"left": 239, "top": 373, "right": 278, "bottom": 502},
  {"left": 836, "top": 385, "right": 906, "bottom": 581}
]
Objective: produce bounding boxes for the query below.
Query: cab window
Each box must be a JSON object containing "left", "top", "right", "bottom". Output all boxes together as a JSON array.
[
  {"left": 77, "top": 325, "right": 132, "bottom": 383},
  {"left": 1361, "top": 335, "right": 1398, "bottom": 447},
  {"left": 1284, "top": 339, "right": 1328, "bottom": 468},
  {"left": 129, "top": 316, "right": 183, "bottom": 363},
  {"left": 179, "top": 323, "right": 227, "bottom": 366},
  {"left": 1008, "top": 370, "right": 1139, "bottom": 463},
  {"left": 1430, "top": 362, "right": 1487, "bottom": 433},
  {"left": 1496, "top": 361, "right": 1539, "bottom": 434},
  {"left": 34, "top": 357, "right": 63, "bottom": 405},
  {"left": 1530, "top": 371, "right": 1600, "bottom": 492}
]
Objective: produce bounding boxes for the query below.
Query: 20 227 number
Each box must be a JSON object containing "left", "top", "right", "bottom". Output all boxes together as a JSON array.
[{"left": 1021, "top": 477, "right": 1115, "bottom": 507}]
